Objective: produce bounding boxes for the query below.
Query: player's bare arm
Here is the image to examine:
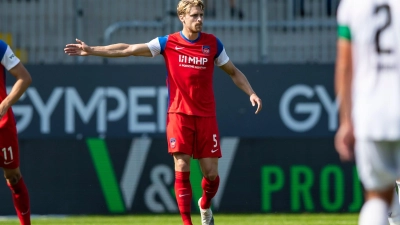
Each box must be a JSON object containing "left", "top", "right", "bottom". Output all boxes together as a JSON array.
[
  {"left": 64, "top": 38, "right": 153, "bottom": 57},
  {"left": 219, "top": 60, "right": 262, "bottom": 114},
  {"left": 334, "top": 38, "right": 354, "bottom": 162},
  {"left": 0, "top": 62, "right": 32, "bottom": 119}
]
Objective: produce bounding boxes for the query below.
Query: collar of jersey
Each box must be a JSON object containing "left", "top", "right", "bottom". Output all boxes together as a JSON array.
[{"left": 180, "top": 31, "right": 201, "bottom": 43}]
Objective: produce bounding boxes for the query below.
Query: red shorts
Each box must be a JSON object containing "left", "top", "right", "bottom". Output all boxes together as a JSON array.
[
  {"left": 166, "top": 113, "right": 222, "bottom": 159},
  {"left": 0, "top": 126, "right": 20, "bottom": 169}
]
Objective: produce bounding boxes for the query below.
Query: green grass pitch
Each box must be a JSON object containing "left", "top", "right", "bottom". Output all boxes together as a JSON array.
[{"left": 0, "top": 213, "right": 359, "bottom": 225}]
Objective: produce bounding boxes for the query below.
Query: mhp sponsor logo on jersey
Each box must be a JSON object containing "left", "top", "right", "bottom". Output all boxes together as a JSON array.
[
  {"left": 86, "top": 137, "right": 239, "bottom": 213},
  {"left": 279, "top": 84, "right": 338, "bottom": 133},
  {"left": 178, "top": 55, "right": 208, "bottom": 65},
  {"left": 8, "top": 86, "right": 169, "bottom": 138},
  {"left": 178, "top": 55, "right": 208, "bottom": 69}
]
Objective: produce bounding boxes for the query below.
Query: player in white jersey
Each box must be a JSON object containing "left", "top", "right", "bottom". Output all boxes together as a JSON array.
[{"left": 335, "top": 0, "right": 400, "bottom": 224}]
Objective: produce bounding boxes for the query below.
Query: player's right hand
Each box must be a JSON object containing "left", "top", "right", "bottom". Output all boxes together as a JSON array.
[
  {"left": 64, "top": 38, "right": 90, "bottom": 56},
  {"left": 334, "top": 122, "right": 355, "bottom": 162}
]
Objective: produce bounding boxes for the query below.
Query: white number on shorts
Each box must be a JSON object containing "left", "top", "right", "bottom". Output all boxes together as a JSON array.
[
  {"left": 2, "top": 146, "right": 13, "bottom": 161},
  {"left": 213, "top": 134, "right": 218, "bottom": 147}
]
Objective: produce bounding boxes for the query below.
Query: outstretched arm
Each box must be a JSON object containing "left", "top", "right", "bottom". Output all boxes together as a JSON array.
[
  {"left": 219, "top": 60, "right": 262, "bottom": 114},
  {"left": 64, "top": 38, "right": 153, "bottom": 57}
]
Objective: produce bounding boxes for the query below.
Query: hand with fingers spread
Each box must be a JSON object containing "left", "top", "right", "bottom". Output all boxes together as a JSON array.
[
  {"left": 64, "top": 38, "right": 91, "bottom": 56},
  {"left": 250, "top": 93, "right": 262, "bottom": 114}
]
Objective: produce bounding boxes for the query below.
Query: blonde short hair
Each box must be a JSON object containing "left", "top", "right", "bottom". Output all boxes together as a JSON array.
[{"left": 177, "top": 0, "right": 205, "bottom": 17}]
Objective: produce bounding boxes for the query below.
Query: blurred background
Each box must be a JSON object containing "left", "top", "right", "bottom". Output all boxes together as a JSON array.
[
  {"left": 1, "top": 0, "right": 339, "bottom": 64},
  {"left": 0, "top": 0, "right": 361, "bottom": 218}
]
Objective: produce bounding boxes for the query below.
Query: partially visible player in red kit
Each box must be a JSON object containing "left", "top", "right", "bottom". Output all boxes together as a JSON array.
[
  {"left": 64, "top": 0, "right": 261, "bottom": 224},
  {"left": 0, "top": 40, "right": 32, "bottom": 225}
]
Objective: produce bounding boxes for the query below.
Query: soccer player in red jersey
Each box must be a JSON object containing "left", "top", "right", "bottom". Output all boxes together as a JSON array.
[
  {"left": 64, "top": 0, "right": 261, "bottom": 224},
  {"left": 0, "top": 40, "right": 32, "bottom": 225}
]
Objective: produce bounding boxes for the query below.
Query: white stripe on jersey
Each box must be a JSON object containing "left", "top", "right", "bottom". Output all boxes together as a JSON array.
[
  {"left": 215, "top": 49, "right": 229, "bottom": 66},
  {"left": 1, "top": 46, "right": 20, "bottom": 71},
  {"left": 146, "top": 38, "right": 161, "bottom": 57}
]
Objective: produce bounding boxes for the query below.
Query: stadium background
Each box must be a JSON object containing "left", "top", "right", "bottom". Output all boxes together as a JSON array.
[{"left": 0, "top": 0, "right": 360, "bottom": 216}]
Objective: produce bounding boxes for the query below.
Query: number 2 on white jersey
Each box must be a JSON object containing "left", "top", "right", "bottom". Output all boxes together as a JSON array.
[{"left": 374, "top": 4, "right": 392, "bottom": 54}]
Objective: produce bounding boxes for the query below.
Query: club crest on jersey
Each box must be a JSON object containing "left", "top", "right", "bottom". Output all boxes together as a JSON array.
[
  {"left": 202, "top": 45, "right": 210, "bottom": 55},
  {"left": 170, "top": 138, "right": 176, "bottom": 149}
]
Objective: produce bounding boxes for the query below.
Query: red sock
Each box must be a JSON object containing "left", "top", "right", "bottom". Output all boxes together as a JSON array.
[
  {"left": 200, "top": 176, "right": 220, "bottom": 209},
  {"left": 7, "top": 178, "right": 30, "bottom": 225},
  {"left": 175, "top": 171, "right": 192, "bottom": 225}
]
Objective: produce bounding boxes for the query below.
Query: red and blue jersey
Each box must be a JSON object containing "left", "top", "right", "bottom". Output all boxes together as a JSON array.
[
  {"left": 0, "top": 40, "right": 20, "bottom": 129},
  {"left": 147, "top": 32, "right": 229, "bottom": 117}
]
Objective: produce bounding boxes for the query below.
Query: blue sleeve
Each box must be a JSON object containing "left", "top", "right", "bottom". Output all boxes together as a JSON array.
[
  {"left": 214, "top": 38, "right": 224, "bottom": 59},
  {"left": 158, "top": 35, "right": 168, "bottom": 55},
  {"left": 0, "top": 40, "right": 7, "bottom": 60}
]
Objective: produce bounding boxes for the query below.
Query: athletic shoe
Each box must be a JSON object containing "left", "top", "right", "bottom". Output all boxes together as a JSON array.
[{"left": 198, "top": 197, "right": 214, "bottom": 225}]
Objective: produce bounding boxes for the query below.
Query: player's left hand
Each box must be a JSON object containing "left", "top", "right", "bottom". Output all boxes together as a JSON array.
[
  {"left": 250, "top": 93, "right": 262, "bottom": 114},
  {"left": 334, "top": 122, "right": 355, "bottom": 162}
]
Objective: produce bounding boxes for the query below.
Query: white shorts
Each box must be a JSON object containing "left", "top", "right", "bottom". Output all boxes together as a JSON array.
[{"left": 355, "top": 140, "right": 400, "bottom": 191}]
